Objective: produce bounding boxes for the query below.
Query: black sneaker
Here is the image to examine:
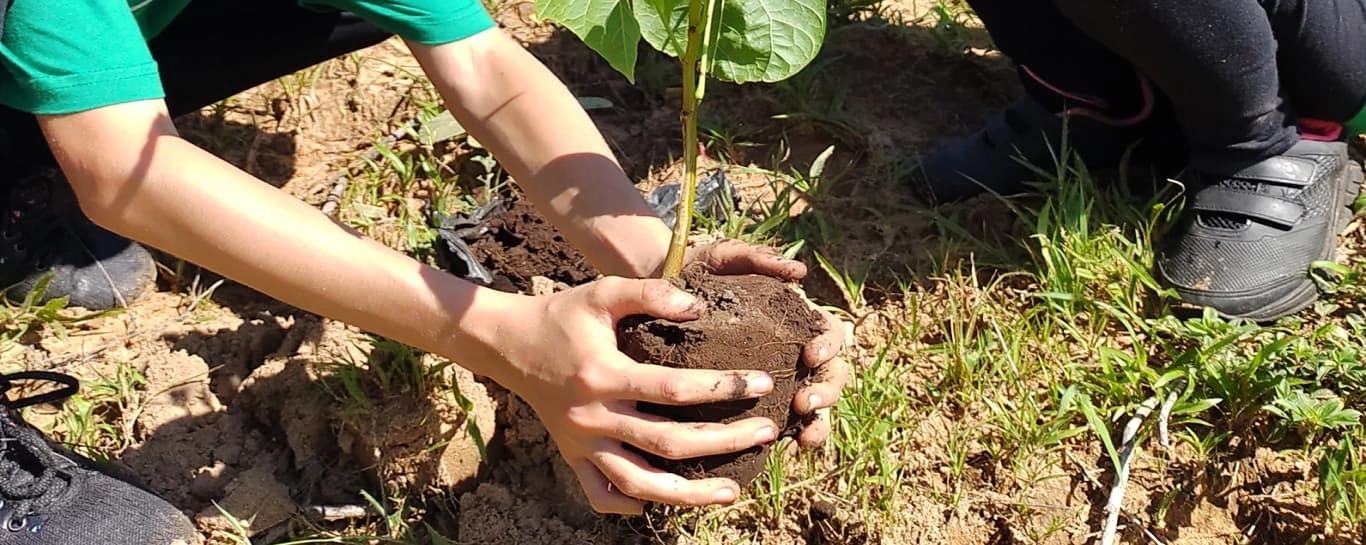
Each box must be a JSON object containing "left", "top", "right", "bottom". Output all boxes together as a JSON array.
[
  {"left": 1157, "top": 138, "right": 1364, "bottom": 322},
  {"left": 0, "top": 371, "right": 196, "bottom": 544},
  {"left": 0, "top": 169, "right": 156, "bottom": 310},
  {"left": 907, "top": 93, "right": 1187, "bottom": 205}
]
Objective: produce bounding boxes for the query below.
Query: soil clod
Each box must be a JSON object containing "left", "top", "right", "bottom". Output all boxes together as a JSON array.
[
  {"left": 466, "top": 197, "right": 601, "bottom": 292},
  {"left": 617, "top": 263, "right": 825, "bottom": 485}
]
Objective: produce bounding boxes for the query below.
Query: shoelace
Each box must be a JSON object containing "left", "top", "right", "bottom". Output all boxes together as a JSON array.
[{"left": 0, "top": 371, "right": 80, "bottom": 532}]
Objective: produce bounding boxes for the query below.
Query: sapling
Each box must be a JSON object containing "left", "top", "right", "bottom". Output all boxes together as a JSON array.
[
  {"left": 536, "top": 0, "right": 831, "bottom": 485},
  {"left": 535, "top": 0, "right": 828, "bottom": 277}
]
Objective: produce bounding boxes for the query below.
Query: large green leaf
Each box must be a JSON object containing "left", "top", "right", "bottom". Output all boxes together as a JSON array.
[
  {"left": 636, "top": 0, "right": 827, "bottom": 83},
  {"left": 536, "top": 0, "right": 642, "bottom": 82}
]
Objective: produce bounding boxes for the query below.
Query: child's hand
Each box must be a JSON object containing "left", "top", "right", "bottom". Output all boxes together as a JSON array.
[
  {"left": 492, "top": 276, "right": 779, "bottom": 515},
  {"left": 683, "top": 239, "right": 850, "bottom": 448}
]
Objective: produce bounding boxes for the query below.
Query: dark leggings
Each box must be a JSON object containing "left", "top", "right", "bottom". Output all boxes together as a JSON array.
[
  {"left": 0, "top": 0, "right": 392, "bottom": 177},
  {"left": 966, "top": 0, "right": 1366, "bottom": 165}
]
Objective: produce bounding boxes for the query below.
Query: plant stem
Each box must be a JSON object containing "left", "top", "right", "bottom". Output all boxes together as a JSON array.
[{"left": 661, "top": 0, "right": 717, "bottom": 279}]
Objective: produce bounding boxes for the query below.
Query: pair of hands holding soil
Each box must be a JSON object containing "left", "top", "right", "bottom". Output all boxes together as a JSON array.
[{"left": 494, "top": 240, "right": 848, "bottom": 515}]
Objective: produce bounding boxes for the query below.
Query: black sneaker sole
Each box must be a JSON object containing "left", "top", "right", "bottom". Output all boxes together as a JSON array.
[{"left": 1212, "top": 156, "right": 1364, "bottom": 323}]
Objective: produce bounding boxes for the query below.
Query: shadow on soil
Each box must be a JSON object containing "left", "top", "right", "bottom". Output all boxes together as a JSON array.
[{"left": 174, "top": 108, "right": 300, "bottom": 189}]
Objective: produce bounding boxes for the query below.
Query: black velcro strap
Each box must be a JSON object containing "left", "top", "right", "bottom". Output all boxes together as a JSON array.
[
  {"left": 1192, "top": 186, "right": 1304, "bottom": 229},
  {"left": 1218, "top": 155, "right": 1319, "bottom": 187}
]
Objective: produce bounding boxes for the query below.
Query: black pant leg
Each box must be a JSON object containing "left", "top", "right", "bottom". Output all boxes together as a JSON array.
[
  {"left": 965, "top": 0, "right": 1146, "bottom": 116},
  {"left": 1259, "top": 0, "right": 1366, "bottom": 124},
  {"left": 149, "top": 0, "right": 392, "bottom": 117},
  {"left": 1047, "top": 0, "right": 1296, "bottom": 165}
]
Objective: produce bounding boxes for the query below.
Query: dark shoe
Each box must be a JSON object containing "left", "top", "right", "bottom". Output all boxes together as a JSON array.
[
  {"left": 0, "top": 169, "right": 156, "bottom": 310},
  {"left": 0, "top": 371, "right": 196, "bottom": 544},
  {"left": 908, "top": 94, "right": 1186, "bottom": 205},
  {"left": 1157, "top": 138, "right": 1364, "bottom": 322}
]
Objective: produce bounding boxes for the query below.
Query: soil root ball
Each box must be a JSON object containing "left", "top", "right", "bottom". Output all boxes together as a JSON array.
[{"left": 616, "top": 263, "right": 825, "bottom": 485}]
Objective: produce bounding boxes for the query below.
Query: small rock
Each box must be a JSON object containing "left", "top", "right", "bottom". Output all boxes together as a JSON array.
[
  {"left": 531, "top": 276, "right": 557, "bottom": 296},
  {"left": 529, "top": 276, "right": 572, "bottom": 296}
]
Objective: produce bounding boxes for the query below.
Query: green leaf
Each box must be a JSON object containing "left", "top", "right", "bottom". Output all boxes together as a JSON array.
[
  {"left": 808, "top": 144, "right": 835, "bottom": 179},
  {"left": 1057, "top": 384, "right": 1079, "bottom": 414},
  {"left": 636, "top": 0, "right": 689, "bottom": 57},
  {"left": 417, "top": 110, "right": 467, "bottom": 146},
  {"left": 1172, "top": 397, "right": 1222, "bottom": 415},
  {"left": 638, "top": 0, "right": 828, "bottom": 83},
  {"left": 1078, "top": 394, "right": 1122, "bottom": 474},
  {"left": 536, "top": 0, "right": 642, "bottom": 82},
  {"left": 427, "top": 523, "right": 457, "bottom": 545}
]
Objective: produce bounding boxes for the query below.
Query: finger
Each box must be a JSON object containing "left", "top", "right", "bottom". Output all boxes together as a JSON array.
[
  {"left": 794, "top": 357, "right": 849, "bottom": 414},
  {"left": 592, "top": 444, "right": 742, "bottom": 507},
  {"left": 611, "top": 355, "right": 774, "bottom": 404},
  {"left": 703, "top": 240, "right": 807, "bottom": 280},
  {"left": 796, "top": 407, "right": 833, "bottom": 448},
  {"left": 608, "top": 409, "right": 778, "bottom": 460},
  {"left": 570, "top": 458, "right": 644, "bottom": 515},
  {"left": 802, "top": 311, "right": 847, "bottom": 368},
  {"left": 591, "top": 277, "right": 705, "bottom": 321}
]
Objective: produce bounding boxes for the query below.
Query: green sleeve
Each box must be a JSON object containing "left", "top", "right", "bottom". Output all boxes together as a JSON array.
[
  {"left": 0, "top": 0, "right": 166, "bottom": 114},
  {"left": 300, "top": 0, "right": 497, "bottom": 45}
]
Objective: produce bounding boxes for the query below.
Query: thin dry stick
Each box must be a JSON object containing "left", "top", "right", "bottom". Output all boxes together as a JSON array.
[
  {"left": 1157, "top": 382, "right": 1182, "bottom": 449},
  {"left": 1065, "top": 451, "right": 1168, "bottom": 545},
  {"left": 320, "top": 120, "right": 419, "bottom": 217},
  {"left": 1102, "top": 396, "right": 1161, "bottom": 545},
  {"left": 303, "top": 504, "right": 372, "bottom": 521}
]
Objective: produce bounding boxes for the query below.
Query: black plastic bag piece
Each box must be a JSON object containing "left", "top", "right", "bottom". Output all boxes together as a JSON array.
[
  {"left": 429, "top": 197, "right": 505, "bottom": 286},
  {"left": 646, "top": 169, "right": 740, "bottom": 230}
]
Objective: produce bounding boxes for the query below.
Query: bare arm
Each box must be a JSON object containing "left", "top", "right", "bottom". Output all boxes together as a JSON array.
[
  {"left": 38, "top": 101, "right": 515, "bottom": 375},
  {"left": 406, "top": 29, "right": 675, "bottom": 278}
]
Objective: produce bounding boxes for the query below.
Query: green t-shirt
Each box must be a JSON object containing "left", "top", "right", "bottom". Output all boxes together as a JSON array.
[{"left": 0, "top": 0, "right": 496, "bottom": 115}]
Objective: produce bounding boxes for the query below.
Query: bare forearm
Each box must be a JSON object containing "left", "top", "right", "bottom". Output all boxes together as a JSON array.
[
  {"left": 40, "top": 109, "right": 516, "bottom": 380},
  {"left": 407, "top": 30, "right": 672, "bottom": 278}
]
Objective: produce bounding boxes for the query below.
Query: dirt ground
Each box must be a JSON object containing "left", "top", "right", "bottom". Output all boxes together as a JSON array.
[{"left": 1, "top": 1, "right": 1357, "bottom": 544}]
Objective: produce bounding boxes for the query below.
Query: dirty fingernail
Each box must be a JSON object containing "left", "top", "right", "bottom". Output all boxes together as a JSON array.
[
  {"left": 808, "top": 394, "right": 822, "bottom": 409},
  {"left": 747, "top": 373, "right": 774, "bottom": 394},
  {"left": 817, "top": 345, "right": 829, "bottom": 361},
  {"left": 754, "top": 427, "right": 776, "bottom": 443},
  {"left": 712, "top": 488, "right": 737, "bottom": 503}
]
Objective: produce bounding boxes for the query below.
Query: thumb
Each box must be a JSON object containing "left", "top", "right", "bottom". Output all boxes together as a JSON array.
[{"left": 590, "top": 277, "right": 705, "bottom": 321}]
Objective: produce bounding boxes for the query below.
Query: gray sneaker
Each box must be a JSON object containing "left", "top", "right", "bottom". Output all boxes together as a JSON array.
[
  {"left": 0, "top": 371, "right": 196, "bottom": 544},
  {"left": 0, "top": 169, "right": 156, "bottom": 311}
]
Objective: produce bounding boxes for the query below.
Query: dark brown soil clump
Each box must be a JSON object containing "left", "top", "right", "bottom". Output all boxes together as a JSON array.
[
  {"left": 616, "top": 264, "right": 825, "bottom": 485},
  {"left": 469, "top": 198, "right": 600, "bottom": 291}
]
